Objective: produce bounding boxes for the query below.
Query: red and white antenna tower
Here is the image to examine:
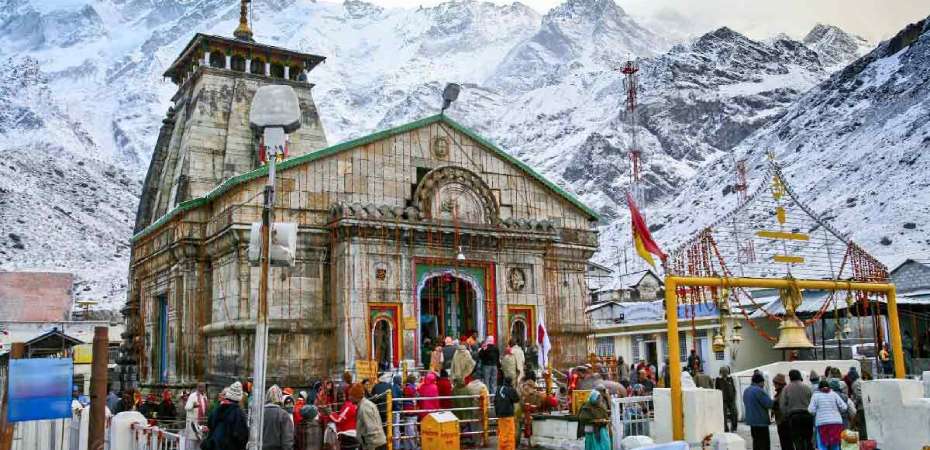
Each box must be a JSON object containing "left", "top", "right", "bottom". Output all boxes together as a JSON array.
[
  {"left": 734, "top": 158, "right": 756, "bottom": 263},
  {"left": 735, "top": 159, "right": 749, "bottom": 205},
  {"left": 621, "top": 60, "right": 644, "bottom": 205}
]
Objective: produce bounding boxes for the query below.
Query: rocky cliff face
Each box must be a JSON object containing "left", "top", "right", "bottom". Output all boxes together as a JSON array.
[
  {"left": 0, "top": 57, "right": 140, "bottom": 307},
  {"left": 803, "top": 23, "right": 871, "bottom": 69}
]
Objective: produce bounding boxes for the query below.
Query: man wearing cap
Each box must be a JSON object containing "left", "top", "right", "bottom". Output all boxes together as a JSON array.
[
  {"left": 772, "top": 373, "right": 790, "bottom": 450},
  {"left": 742, "top": 373, "right": 774, "bottom": 450},
  {"left": 203, "top": 381, "right": 249, "bottom": 450}
]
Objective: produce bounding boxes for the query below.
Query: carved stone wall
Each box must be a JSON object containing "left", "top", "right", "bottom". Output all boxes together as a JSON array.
[{"left": 128, "top": 113, "right": 599, "bottom": 387}]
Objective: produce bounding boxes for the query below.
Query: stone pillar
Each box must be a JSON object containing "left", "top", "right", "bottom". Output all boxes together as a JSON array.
[
  {"left": 284, "top": 66, "right": 290, "bottom": 79},
  {"left": 225, "top": 55, "right": 232, "bottom": 70},
  {"left": 203, "top": 51, "right": 210, "bottom": 66},
  {"left": 245, "top": 58, "right": 252, "bottom": 73},
  {"left": 264, "top": 62, "right": 271, "bottom": 77}
]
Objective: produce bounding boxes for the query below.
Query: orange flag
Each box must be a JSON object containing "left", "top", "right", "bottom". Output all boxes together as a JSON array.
[{"left": 626, "top": 192, "right": 667, "bottom": 267}]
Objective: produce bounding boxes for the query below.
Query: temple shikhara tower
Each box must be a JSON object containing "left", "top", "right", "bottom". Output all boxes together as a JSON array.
[{"left": 120, "top": 5, "right": 599, "bottom": 389}]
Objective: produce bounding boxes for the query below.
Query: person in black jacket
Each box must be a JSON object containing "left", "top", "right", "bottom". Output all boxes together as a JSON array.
[
  {"left": 370, "top": 373, "right": 394, "bottom": 422},
  {"left": 494, "top": 377, "right": 519, "bottom": 418},
  {"left": 156, "top": 390, "right": 178, "bottom": 423},
  {"left": 478, "top": 336, "right": 500, "bottom": 394},
  {"left": 715, "top": 366, "right": 738, "bottom": 432},
  {"left": 137, "top": 393, "right": 159, "bottom": 420},
  {"left": 202, "top": 382, "right": 249, "bottom": 450},
  {"left": 494, "top": 377, "right": 520, "bottom": 450},
  {"left": 114, "top": 390, "right": 136, "bottom": 413}
]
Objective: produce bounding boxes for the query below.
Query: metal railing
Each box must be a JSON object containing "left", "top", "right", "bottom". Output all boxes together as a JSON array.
[
  {"left": 129, "top": 422, "right": 185, "bottom": 450},
  {"left": 384, "top": 391, "right": 491, "bottom": 450},
  {"left": 613, "top": 395, "right": 654, "bottom": 438}
]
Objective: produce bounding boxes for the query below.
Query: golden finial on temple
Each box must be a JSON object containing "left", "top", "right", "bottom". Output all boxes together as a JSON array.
[{"left": 233, "top": 0, "right": 254, "bottom": 42}]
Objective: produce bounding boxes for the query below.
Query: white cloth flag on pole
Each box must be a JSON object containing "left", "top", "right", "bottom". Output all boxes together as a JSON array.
[{"left": 537, "top": 321, "right": 551, "bottom": 368}]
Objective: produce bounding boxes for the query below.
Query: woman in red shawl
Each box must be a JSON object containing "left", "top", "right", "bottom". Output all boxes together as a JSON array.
[
  {"left": 437, "top": 370, "right": 453, "bottom": 409},
  {"left": 156, "top": 389, "right": 178, "bottom": 422},
  {"left": 317, "top": 379, "right": 336, "bottom": 428},
  {"left": 417, "top": 372, "right": 440, "bottom": 419}
]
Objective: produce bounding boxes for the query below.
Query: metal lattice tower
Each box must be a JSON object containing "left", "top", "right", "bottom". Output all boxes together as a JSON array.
[
  {"left": 733, "top": 159, "right": 755, "bottom": 264},
  {"left": 621, "top": 60, "right": 644, "bottom": 205},
  {"left": 734, "top": 159, "right": 749, "bottom": 205}
]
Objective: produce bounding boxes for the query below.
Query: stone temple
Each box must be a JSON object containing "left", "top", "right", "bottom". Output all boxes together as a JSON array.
[{"left": 119, "top": 13, "right": 599, "bottom": 389}]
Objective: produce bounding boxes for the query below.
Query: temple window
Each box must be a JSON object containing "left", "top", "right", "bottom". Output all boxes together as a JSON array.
[
  {"left": 270, "top": 63, "right": 285, "bottom": 78},
  {"left": 250, "top": 58, "right": 265, "bottom": 75},
  {"left": 231, "top": 55, "right": 246, "bottom": 72},
  {"left": 209, "top": 52, "right": 225, "bottom": 68}
]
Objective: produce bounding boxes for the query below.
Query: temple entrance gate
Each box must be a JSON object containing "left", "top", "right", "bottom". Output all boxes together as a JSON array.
[{"left": 419, "top": 273, "right": 481, "bottom": 345}]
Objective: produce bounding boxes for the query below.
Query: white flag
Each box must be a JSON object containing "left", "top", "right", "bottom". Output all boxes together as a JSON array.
[{"left": 537, "top": 321, "right": 551, "bottom": 368}]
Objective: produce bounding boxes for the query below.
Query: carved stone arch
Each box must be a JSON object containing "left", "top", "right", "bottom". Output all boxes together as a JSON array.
[{"left": 413, "top": 166, "right": 499, "bottom": 225}]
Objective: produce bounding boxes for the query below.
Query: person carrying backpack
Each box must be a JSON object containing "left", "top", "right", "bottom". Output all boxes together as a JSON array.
[{"left": 202, "top": 381, "right": 249, "bottom": 450}]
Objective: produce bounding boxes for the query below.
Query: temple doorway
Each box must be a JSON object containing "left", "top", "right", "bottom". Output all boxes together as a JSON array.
[
  {"left": 419, "top": 274, "right": 480, "bottom": 345},
  {"left": 511, "top": 319, "right": 527, "bottom": 348},
  {"left": 372, "top": 318, "right": 393, "bottom": 371}
]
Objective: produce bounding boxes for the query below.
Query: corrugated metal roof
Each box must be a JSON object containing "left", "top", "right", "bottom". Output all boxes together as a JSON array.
[
  {"left": 747, "top": 289, "right": 930, "bottom": 318},
  {"left": 596, "top": 269, "right": 660, "bottom": 292}
]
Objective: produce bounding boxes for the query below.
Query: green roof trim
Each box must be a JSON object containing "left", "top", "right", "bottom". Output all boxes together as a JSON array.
[{"left": 132, "top": 114, "right": 599, "bottom": 242}]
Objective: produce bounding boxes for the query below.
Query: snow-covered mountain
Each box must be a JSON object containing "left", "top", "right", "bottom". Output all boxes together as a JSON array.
[
  {"left": 0, "top": 57, "right": 140, "bottom": 306},
  {"left": 489, "top": 26, "right": 835, "bottom": 215},
  {"left": 2, "top": 0, "right": 915, "bottom": 311},
  {"left": 616, "top": 14, "right": 930, "bottom": 271},
  {"left": 803, "top": 23, "right": 871, "bottom": 70},
  {"left": 488, "top": 0, "right": 666, "bottom": 92}
]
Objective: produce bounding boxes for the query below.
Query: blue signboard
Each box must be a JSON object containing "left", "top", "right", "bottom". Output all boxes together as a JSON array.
[
  {"left": 678, "top": 302, "right": 719, "bottom": 319},
  {"left": 7, "top": 358, "right": 73, "bottom": 422}
]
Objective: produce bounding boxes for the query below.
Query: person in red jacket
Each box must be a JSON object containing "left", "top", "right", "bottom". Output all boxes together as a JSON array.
[
  {"left": 327, "top": 386, "right": 359, "bottom": 433},
  {"left": 417, "top": 372, "right": 440, "bottom": 419},
  {"left": 437, "top": 370, "right": 453, "bottom": 410}
]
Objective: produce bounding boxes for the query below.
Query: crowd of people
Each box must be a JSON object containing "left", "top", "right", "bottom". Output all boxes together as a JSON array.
[
  {"left": 104, "top": 335, "right": 555, "bottom": 450},
  {"left": 741, "top": 365, "right": 869, "bottom": 450},
  {"left": 570, "top": 349, "right": 711, "bottom": 397}
]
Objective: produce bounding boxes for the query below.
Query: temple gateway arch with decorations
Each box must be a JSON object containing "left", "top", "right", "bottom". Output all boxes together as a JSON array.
[{"left": 119, "top": 25, "right": 599, "bottom": 388}]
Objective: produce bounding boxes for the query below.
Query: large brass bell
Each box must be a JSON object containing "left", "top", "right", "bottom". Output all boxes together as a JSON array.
[
  {"left": 773, "top": 282, "right": 814, "bottom": 349},
  {"left": 712, "top": 331, "right": 726, "bottom": 352},
  {"left": 773, "top": 316, "right": 814, "bottom": 349}
]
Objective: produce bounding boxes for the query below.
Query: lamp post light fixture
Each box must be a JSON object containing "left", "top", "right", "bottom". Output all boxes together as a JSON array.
[{"left": 247, "top": 84, "right": 302, "bottom": 450}]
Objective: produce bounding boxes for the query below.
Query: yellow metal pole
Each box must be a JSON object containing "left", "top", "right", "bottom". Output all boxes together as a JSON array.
[
  {"left": 386, "top": 390, "right": 393, "bottom": 450},
  {"left": 665, "top": 275, "right": 892, "bottom": 293},
  {"left": 885, "top": 287, "right": 906, "bottom": 378},
  {"left": 481, "top": 390, "right": 489, "bottom": 447},
  {"left": 545, "top": 362, "right": 552, "bottom": 396},
  {"left": 664, "top": 277, "right": 684, "bottom": 441}
]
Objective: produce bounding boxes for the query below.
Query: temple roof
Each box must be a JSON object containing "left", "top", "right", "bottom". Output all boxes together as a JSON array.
[
  {"left": 163, "top": 33, "right": 326, "bottom": 83},
  {"left": 132, "top": 114, "right": 600, "bottom": 241}
]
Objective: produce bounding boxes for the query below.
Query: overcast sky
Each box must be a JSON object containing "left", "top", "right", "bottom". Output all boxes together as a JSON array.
[{"left": 364, "top": 0, "right": 928, "bottom": 42}]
